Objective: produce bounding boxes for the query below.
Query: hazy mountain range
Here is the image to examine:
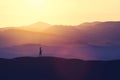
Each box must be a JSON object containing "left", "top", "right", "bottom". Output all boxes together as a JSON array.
[{"left": 0, "top": 21, "right": 120, "bottom": 60}]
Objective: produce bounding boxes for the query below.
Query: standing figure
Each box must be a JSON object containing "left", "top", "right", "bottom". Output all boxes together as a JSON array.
[{"left": 39, "top": 47, "right": 42, "bottom": 57}]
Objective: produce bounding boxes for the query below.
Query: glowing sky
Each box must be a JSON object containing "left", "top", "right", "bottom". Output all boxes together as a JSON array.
[{"left": 0, "top": 0, "right": 120, "bottom": 27}]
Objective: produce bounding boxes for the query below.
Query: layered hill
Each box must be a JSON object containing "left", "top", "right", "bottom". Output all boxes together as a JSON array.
[
  {"left": 1, "top": 21, "right": 120, "bottom": 46},
  {"left": 1, "top": 21, "right": 120, "bottom": 60}
]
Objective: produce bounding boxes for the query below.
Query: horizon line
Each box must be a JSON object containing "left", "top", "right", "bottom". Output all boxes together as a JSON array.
[{"left": 1, "top": 20, "right": 120, "bottom": 28}]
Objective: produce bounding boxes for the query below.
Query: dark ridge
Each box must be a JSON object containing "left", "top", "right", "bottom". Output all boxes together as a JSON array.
[{"left": 0, "top": 57, "right": 120, "bottom": 80}]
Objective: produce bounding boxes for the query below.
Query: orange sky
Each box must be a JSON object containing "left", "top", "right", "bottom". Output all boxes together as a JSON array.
[{"left": 0, "top": 0, "right": 120, "bottom": 27}]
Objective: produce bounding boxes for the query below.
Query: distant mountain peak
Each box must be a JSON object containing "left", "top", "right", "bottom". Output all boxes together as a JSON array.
[
  {"left": 19, "top": 21, "right": 51, "bottom": 32},
  {"left": 29, "top": 21, "right": 51, "bottom": 27}
]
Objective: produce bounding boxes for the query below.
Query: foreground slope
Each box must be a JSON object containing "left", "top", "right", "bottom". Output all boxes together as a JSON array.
[{"left": 0, "top": 57, "right": 120, "bottom": 80}]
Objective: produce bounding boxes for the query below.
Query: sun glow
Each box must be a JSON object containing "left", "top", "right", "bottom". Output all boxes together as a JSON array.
[
  {"left": 0, "top": 0, "right": 120, "bottom": 27},
  {"left": 29, "top": 0, "right": 48, "bottom": 6}
]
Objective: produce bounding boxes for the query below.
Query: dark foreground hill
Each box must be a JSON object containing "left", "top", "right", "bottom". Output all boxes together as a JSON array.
[{"left": 0, "top": 57, "right": 120, "bottom": 80}]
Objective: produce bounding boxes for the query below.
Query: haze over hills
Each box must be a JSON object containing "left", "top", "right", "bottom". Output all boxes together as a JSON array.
[
  {"left": 0, "top": 21, "right": 51, "bottom": 32},
  {"left": 1, "top": 44, "right": 120, "bottom": 60},
  {"left": 1, "top": 21, "right": 120, "bottom": 60}
]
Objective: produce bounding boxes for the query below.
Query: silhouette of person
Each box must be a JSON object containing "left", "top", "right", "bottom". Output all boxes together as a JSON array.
[{"left": 39, "top": 47, "right": 42, "bottom": 57}]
